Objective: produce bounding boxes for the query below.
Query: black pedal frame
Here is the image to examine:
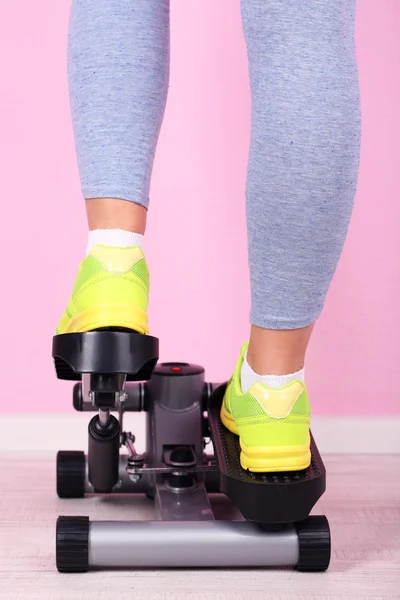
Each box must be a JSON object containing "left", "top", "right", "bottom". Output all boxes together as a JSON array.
[
  {"left": 53, "top": 331, "right": 159, "bottom": 381},
  {"left": 208, "top": 384, "right": 326, "bottom": 524}
]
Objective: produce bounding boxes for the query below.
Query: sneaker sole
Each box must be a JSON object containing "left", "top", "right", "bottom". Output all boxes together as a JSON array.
[{"left": 60, "top": 305, "right": 149, "bottom": 335}]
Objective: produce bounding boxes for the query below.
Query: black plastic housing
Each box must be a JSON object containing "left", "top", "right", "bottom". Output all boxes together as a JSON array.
[{"left": 52, "top": 331, "right": 159, "bottom": 381}]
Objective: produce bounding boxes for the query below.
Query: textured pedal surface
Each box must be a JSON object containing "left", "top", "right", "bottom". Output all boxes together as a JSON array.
[
  {"left": 208, "top": 384, "right": 326, "bottom": 524},
  {"left": 56, "top": 516, "right": 89, "bottom": 573},
  {"left": 52, "top": 331, "right": 159, "bottom": 381}
]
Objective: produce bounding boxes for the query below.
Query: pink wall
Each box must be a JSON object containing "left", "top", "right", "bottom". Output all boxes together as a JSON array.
[{"left": 0, "top": 1, "right": 399, "bottom": 415}]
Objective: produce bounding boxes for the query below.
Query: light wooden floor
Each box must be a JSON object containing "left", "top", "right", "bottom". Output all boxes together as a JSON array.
[{"left": 0, "top": 454, "right": 399, "bottom": 600}]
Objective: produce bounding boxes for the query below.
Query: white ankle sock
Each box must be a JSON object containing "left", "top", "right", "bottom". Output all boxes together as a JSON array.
[
  {"left": 86, "top": 229, "right": 145, "bottom": 256},
  {"left": 240, "top": 350, "right": 305, "bottom": 393}
]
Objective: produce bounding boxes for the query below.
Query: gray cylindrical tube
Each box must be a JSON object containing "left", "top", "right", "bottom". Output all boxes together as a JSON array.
[
  {"left": 84, "top": 455, "right": 151, "bottom": 495},
  {"left": 89, "top": 521, "right": 299, "bottom": 568}
]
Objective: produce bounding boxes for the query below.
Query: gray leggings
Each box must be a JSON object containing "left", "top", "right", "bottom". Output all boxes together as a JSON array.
[{"left": 68, "top": 0, "right": 361, "bottom": 329}]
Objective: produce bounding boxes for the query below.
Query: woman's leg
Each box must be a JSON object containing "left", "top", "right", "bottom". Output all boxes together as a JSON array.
[
  {"left": 242, "top": 0, "right": 361, "bottom": 376},
  {"left": 221, "top": 0, "right": 361, "bottom": 472},
  {"left": 68, "top": 0, "right": 170, "bottom": 232},
  {"left": 57, "top": 0, "right": 170, "bottom": 335}
]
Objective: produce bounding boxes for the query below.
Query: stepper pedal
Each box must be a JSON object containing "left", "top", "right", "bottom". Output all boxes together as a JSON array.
[
  {"left": 52, "top": 330, "right": 159, "bottom": 381},
  {"left": 208, "top": 384, "right": 326, "bottom": 524}
]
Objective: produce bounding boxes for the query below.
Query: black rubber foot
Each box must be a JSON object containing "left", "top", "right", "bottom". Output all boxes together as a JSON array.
[
  {"left": 52, "top": 330, "right": 159, "bottom": 381},
  {"left": 56, "top": 516, "right": 90, "bottom": 573},
  {"left": 296, "top": 516, "right": 331, "bottom": 571},
  {"left": 57, "top": 451, "right": 85, "bottom": 499},
  {"left": 208, "top": 384, "right": 326, "bottom": 524}
]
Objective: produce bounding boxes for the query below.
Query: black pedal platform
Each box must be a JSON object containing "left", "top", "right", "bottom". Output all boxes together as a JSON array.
[
  {"left": 208, "top": 384, "right": 326, "bottom": 524},
  {"left": 52, "top": 330, "right": 159, "bottom": 381}
]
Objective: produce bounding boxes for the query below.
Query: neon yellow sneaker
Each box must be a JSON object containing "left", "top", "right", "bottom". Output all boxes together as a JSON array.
[
  {"left": 56, "top": 245, "right": 149, "bottom": 334},
  {"left": 221, "top": 343, "right": 311, "bottom": 473}
]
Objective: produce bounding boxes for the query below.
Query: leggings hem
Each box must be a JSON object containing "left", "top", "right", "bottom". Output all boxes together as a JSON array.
[
  {"left": 82, "top": 188, "right": 149, "bottom": 209},
  {"left": 250, "top": 311, "right": 321, "bottom": 331}
]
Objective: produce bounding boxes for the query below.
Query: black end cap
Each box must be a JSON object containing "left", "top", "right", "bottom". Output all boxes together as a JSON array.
[
  {"left": 57, "top": 451, "right": 85, "bottom": 499},
  {"left": 56, "top": 516, "right": 90, "bottom": 573},
  {"left": 295, "top": 516, "right": 331, "bottom": 572}
]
